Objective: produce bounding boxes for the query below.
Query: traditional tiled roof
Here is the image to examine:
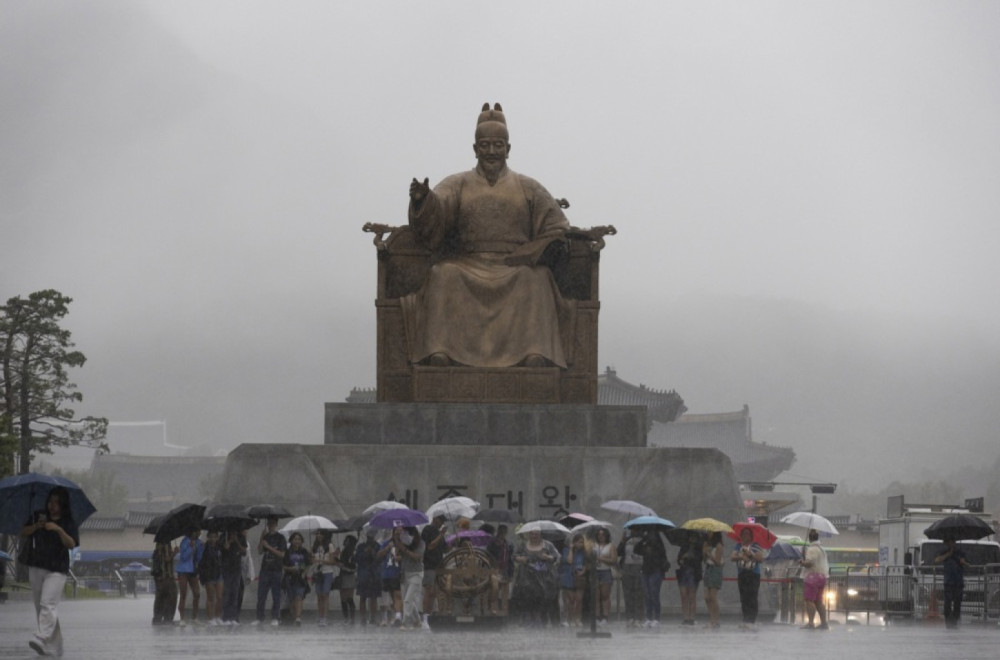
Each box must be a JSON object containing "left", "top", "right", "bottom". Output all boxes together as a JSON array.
[
  {"left": 79, "top": 516, "right": 126, "bottom": 532},
  {"left": 126, "top": 511, "right": 160, "bottom": 528},
  {"left": 597, "top": 367, "right": 687, "bottom": 422},
  {"left": 347, "top": 387, "right": 376, "bottom": 403},
  {"left": 648, "top": 405, "right": 795, "bottom": 482}
]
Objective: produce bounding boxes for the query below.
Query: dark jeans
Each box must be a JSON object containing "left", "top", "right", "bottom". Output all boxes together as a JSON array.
[
  {"left": 222, "top": 569, "right": 241, "bottom": 622},
  {"left": 621, "top": 568, "right": 644, "bottom": 621},
  {"left": 256, "top": 569, "right": 282, "bottom": 622},
  {"left": 943, "top": 582, "right": 963, "bottom": 625},
  {"left": 737, "top": 570, "right": 760, "bottom": 623},
  {"left": 641, "top": 570, "right": 663, "bottom": 621}
]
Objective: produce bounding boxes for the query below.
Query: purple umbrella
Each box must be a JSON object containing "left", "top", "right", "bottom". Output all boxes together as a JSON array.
[
  {"left": 446, "top": 529, "right": 492, "bottom": 548},
  {"left": 368, "top": 507, "right": 429, "bottom": 529}
]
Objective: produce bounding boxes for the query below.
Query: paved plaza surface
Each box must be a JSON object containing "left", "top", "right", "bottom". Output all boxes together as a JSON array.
[{"left": 2, "top": 597, "right": 998, "bottom": 660}]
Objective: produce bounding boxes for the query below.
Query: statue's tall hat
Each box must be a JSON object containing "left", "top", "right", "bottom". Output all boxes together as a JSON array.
[{"left": 475, "top": 102, "right": 508, "bottom": 140}]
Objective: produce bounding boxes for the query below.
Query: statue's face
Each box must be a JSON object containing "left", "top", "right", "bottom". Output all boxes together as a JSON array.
[{"left": 473, "top": 128, "right": 510, "bottom": 177}]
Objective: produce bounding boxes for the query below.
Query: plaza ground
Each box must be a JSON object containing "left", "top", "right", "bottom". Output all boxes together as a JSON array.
[{"left": 2, "top": 595, "right": 998, "bottom": 660}]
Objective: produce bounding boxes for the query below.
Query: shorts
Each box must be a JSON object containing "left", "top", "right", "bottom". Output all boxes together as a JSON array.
[
  {"left": 177, "top": 572, "right": 198, "bottom": 580},
  {"left": 422, "top": 569, "right": 436, "bottom": 587},
  {"left": 287, "top": 584, "right": 307, "bottom": 600},
  {"left": 597, "top": 570, "right": 613, "bottom": 585},
  {"left": 314, "top": 572, "right": 334, "bottom": 595},
  {"left": 676, "top": 566, "right": 700, "bottom": 589},
  {"left": 382, "top": 577, "right": 401, "bottom": 593},
  {"left": 803, "top": 573, "right": 827, "bottom": 602},
  {"left": 200, "top": 575, "right": 222, "bottom": 586},
  {"left": 703, "top": 565, "right": 723, "bottom": 590}
]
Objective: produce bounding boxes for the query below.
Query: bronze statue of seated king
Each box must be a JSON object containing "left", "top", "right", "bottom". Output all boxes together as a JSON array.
[{"left": 363, "top": 103, "right": 614, "bottom": 404}]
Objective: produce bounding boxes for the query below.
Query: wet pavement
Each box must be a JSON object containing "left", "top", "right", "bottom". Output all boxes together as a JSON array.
[{"left": 1, "top": 596, "right": 997, "bottom": 659}]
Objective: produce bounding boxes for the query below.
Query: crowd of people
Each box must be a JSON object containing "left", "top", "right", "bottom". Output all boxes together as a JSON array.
[
  {"left": 143, "top": 513, "right": 832, "bottom": 634},
  {"left": 15, "top": 486, "right": 838, "bottom": 657}
]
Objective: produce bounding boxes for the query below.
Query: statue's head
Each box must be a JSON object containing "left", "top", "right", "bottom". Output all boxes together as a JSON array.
[{"left": 473, "top": 102, "right": 510, "bottom": 176}]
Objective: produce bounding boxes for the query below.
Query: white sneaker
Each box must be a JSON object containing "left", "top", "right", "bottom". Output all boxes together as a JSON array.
[
  {"left": 250, "top": 620, "right": 261, "bottom": 626},
  {"left": 421, "top": 620, "right": 431, "bottom": 631},
  {"left": 271, "top": 619, "right": 280, "bottom": 627}
]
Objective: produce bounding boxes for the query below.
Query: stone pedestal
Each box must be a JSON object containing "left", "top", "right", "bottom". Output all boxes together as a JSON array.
[
  {"left": 216, "top": 442, "right": 744, "bottom": 524},
  {"left": 324, "top": 402, "right": 648, "bottom": 447}
]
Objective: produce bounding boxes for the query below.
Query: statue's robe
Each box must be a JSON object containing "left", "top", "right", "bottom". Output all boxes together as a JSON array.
[{"left": 401, "top": 165, "right": 573, "bottom": 368}]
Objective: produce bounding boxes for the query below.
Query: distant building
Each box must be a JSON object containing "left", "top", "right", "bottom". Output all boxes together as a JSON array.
[
  {"left": 349, "top": 367, "right": 795, "bottom": 482},
  {"left": 91, "top": 453, "right": 226, "bottom": 513},
  {"left": 648, "top": 406, "right": 795, "bottom": 482}
]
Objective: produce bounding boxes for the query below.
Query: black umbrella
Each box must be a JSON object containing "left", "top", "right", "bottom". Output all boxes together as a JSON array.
[
  {"left": 924, "top": 514, "right": 995, "bottom": 541},
  {"left": 331, "top": 514, "right": 368, "bottom": 532},
  {"left": 143, "top": 503, "right": 206, "bottom": 544},
  {"left": 202, "top": 503, "right": 258, "bottom": 532},
  {"left": 472, "top": 508, "right": 519, "bottom": 524},
  {"left": 246, "top": 504, "right": 294, "bottom": 520}
]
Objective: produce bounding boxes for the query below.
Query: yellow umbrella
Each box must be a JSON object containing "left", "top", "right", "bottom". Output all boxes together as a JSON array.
[{"left": 680, "top": 518, "right": 734, "bottom": 534}]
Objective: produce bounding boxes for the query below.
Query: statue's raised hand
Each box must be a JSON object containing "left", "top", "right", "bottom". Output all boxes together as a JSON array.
[{"left": 409, "top": 177, "right": 430, "bottom": 206}]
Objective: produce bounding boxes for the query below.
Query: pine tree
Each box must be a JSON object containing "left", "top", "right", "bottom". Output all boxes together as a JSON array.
[{"left": 0, "top": 289, "right": 107, "bottom": 476}]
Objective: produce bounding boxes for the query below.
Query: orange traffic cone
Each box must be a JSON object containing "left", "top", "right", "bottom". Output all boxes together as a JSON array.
[{"left": 925, "top": 589, "right": 943, "bottom": 623}]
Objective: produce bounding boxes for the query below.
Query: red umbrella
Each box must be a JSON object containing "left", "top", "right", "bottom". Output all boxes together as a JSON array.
[{"left": 728, "top": 522, "right": 777, "bottom": 549}]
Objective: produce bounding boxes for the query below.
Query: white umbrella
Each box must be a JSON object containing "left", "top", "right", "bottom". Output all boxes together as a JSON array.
[
  {"left": 517, "top": 520, "right": 571, "bottom": 536},
  {"left": 600, "top": 499, "right": 657, "bottom": 518},
  {"left": 279, "top": 515, "right": 338, "bottom": 538},
  {"left": 362, "top": 500, "right": 408, "bottom": 518},
  {"left": 780, "top": 511, "right": 839, "bottom": 536},
  {"left": 425, "top": 496, "right": 479, "bottom": 521},
  {"left": 567, "top": 519, "right": 615, "bottom": 537}
]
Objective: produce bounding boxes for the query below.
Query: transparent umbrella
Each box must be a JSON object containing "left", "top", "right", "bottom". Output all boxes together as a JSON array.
[
  {"left": 780, "top": 511, "right": 839, "bottom": 536},
  {"left": 425, "top": 496, "right": 479, "bottom": 521},
  {"left": 600, "top": 500, "right": 657, "bottom": 518},
  {"left": 362, "top": 500, "right": 408, "bottom": 518}
]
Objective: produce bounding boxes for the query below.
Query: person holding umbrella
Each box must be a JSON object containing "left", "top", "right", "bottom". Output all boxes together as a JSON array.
[
  {"left": 702, "top": 532, "right": 725, "bottom": 629},
  {"left": 394, "top": 526, "right": 425, "bottom": 630},
  {"left": 731, "top": 527, "right": 765, "bottom": 630},
  {"left": 20, "top": 485, "right": 78, "bottom": 657},
  {"left": 282, "top": 532, "right": 312, "bottom": 626},
  {"left": 150, "top": 540, "right": 179, "bottom": 625},
  {"left": 254, "top": 516, "right": 287, "bottom": 626},
  {"left": 199, "top": 530, "right": 224, "bottom": 625},
  {"left": 220, "top": 529, "right": 247, "bottom": 625},
  {"left": 420, "top": 513, "right": 447, "bottom": 630},
  {"left": 934, "top": 537, "right": 970, "bottom": 628},
  {"left": 633, "top": 528, "right": 670, "bottom": 628},
  {"left": 175, "top": 528, "right": 203, "bottom": 626},
  {"left": 799, "top": 529, "right": 829, "bottom": 630}
]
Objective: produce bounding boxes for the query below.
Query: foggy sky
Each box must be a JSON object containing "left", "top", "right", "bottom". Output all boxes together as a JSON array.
[{"left": 3, "top": 1, "right": 999, "bottom": 490}]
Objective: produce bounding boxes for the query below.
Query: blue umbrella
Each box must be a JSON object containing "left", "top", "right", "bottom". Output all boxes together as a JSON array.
[
  {"left": 120, "top": 562, "right": 151, "bottom": 572},
  {"left": 623, "top": 515, "right": 676, "bottom": 530},
  {"left": 765, "top": 540, "right": 803, "bottom": 561},
  {"left": 0, "top": 472, "right": 97, "bottom": 535},
  {"left": 368, "top": 507, "right": 429, "bottom": 529}
]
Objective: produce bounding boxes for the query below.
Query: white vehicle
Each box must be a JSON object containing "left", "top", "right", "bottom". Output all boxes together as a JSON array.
[{"left": 878, "top": 497, "right": 1000, "bottom": 620}]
